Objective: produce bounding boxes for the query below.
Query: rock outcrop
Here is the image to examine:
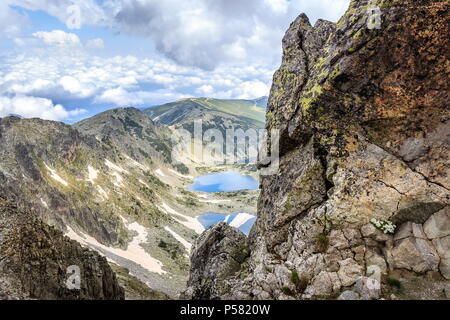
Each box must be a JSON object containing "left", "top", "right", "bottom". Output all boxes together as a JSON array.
[
  {"left": 0, "top": 197, "right": 124, "bottom": 299},
  {"left": 183, "top": 223, "right": 250, "bottom": 299},
  {"left": 185, "top": 0, "right": 449, "bottom": 300}
]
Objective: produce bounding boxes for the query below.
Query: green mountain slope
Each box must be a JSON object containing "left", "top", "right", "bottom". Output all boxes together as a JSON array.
[{"left": 143, "top": 97, "right": 266, "bottom": 131}]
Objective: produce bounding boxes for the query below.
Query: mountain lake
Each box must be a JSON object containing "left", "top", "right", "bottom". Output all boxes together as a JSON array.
[{"left": 189, "top": 171, "right": 258, "bottom": 235}]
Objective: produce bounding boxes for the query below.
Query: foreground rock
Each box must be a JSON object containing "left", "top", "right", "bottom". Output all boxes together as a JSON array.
[
  {"left": 182, "top": 223, "right": 249, "bottom": 299},
  {"left": 0, "top": 197, "right": 124, "bottom": 300},
  {"left": 186, "top": 0, "right": 449, "bottom": 300}
]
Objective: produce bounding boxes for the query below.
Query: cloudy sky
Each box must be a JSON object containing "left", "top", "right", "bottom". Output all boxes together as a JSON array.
[{"left": 0, "top": 0, "right": 350, "bottom": 123}]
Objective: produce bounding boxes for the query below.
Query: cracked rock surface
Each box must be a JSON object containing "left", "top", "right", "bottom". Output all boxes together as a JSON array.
[{"left": 185, "top": 0, "right": 449, "bottom": 300}]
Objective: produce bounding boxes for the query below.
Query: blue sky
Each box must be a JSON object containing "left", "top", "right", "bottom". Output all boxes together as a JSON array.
[{"left": 0, "top": 0, "right": 350, "bottom": 123}]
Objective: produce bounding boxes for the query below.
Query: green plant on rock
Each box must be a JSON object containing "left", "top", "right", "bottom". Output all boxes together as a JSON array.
[
  {"left": 297, "top": 276, "right": 309, "bottom": 292},
  {"left": 264, "top": 265, "right": 273, "bottom": 273},
  {"left": 352, "top": 28, "right": 364, "bottom": 40},
  {"left": 300, "top": 83, "right": 323, "bottom": 115},
  {"left": 314, "top": 57, "right": 326, "bottom": 70},
  {"left": 370, "top": 218, "right": 396, "bottom": 234},
  {"left": 284, "top": 201, "right": 293, "bottom": 210},
  {"left": 281, "top": 286, "right": 293, "bottom": 296},
  {"left": 330, "top": 65, "right": 341, "bottom": 81},
  {"left": 290, "top": 269, "right": 300, "bottom": 285},
  {"left": 315, "top": 233, "right": 330, "bottom": 252},
  {"left": 290, "top": 269, "right": 309, "bottom": 292},
  {"left": 385, "top": 276, "right": 401, "bottom": 289}
]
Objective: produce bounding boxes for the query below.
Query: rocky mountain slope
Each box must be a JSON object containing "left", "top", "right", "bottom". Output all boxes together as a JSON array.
[
  {"left": 74, "top": 107, "right": 173, "bottom": 164},
  {"left": 184, "top": 0, "right": 450, "bottom": 300},
  {"left": 0, "top": 197, "right": 124, "bottom": 300},
  {"left": 0, "top": 101, "right": 262, "bottom": 299},
  {"left": 144, "top": 97, "right": 266, "bottom": 134},
  {"left": 0, "top": 110, "right": 199, "bottom": 298},
  {"left": 145, "top": 97, "right": 267, "bottom": 166}
]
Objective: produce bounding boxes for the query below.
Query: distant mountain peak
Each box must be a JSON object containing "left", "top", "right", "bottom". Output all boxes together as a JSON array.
[{"left": 144, "top": 97, "right": 267, "bottom": 127}]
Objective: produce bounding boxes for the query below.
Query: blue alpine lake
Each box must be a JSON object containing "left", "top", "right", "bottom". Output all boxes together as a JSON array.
[
  {"left": 197, "top": 212, "right": 257, "bottom": 236},
  {"left": 188, "top": 171, "right": 258, "bottom": 193},
  {"left": 189, "top": 171, "right": 259, "bottom": 235}
]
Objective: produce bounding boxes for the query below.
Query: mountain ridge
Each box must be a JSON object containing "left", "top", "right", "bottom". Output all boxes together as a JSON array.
[{"left": 143, "top": 97, "right": 266, "bottom": 133}]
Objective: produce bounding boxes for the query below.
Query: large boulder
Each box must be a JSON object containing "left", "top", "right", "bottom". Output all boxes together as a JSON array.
[
  {"left": 337, "top": 258, "right": 364, "bottom": 287},
  {"left": 424, "top": 207, "right": 450, "bottom": 239},
  {"left": 388, "top": 237, "right": 440, "bottom": 273},
  {"left": 183, "top": 223, "right": 249, "bottom": 299},
  {"left": 354, "top": 276, "right": 380, "bottom": 300}
]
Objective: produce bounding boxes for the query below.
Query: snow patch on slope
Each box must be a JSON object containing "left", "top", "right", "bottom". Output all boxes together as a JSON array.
[
  {"left": 138, "top": 179, "right": 150, "bottom": 188},
  {"left": 105, "top": 159, "right": 128, "bottom": 173},
  {"left": 66, "top": 223, "right": 166, "bottom": 275},
  {"left": 40, "top": 198, "right": 49, "bottom": 208},
  {"left": 160, "top": 202, "right": 204, "bottom": 234},
  {"left": 229, "top": 212, "right": 255, "bottom": 228},
  {"left": 44, "top": 163, "right": 69, "bottom": 186},
  {"left": 124, "top": 155, "right": 149, "bottom": 171},
  {"left": 164, "top": 226, "right": 192, "bottom": 253},
  {"left": 97, "top": 186, "right": 108, "bottom": 199},
  {"left": 199, "top": 199, "right": 231, "bottom": 204},
  {"left": 87, "top": 165, "right": 98, "bottom": 184}
]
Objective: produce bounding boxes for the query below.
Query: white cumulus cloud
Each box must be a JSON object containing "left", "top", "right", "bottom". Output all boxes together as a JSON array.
[
  {"left": 0, "top": 2, "right": 28, "bottom": 38},
  {"left": 94, "top": 86, "right": 186, "bottom": 107},
  {"left": 0, "top": 95, "right": 86, "bottom": 121},
  {"left": 7, "top": 0, "right": 350, "bottom": 70},
  {"left": 113, "top": 0, "right": 350, "bottom": 70},
  {"left": 86, "top": 38, "right": 104, "bottom": 49},
  {"left": 196, "top": 85, "right": 214, "bottom": 96},
  {"left": 33, "top": 30, "right": 81, "bottom": 47},
  {"left": 94, "top": 87, "right": 143, "bottom": 106}
]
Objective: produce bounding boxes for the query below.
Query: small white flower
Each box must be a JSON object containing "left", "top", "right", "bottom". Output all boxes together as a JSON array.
[{"left": 370, "top": 218, "right": 396, "bottom": 234}]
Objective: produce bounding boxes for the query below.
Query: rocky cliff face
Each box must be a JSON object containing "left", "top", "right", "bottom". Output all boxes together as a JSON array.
[
  {"left": 182, "top": 223, "right": 250, "bottom": 299},
  {"left": 0, "top": 111, "right": 194, "bottom": 297},
  {"left": 74, "top": 107, "right": 173, "bottom": 164},
  {"left": 185, "top": 0, "right": 449, "bottom": 300},
  {"left": 0, "top": 114, "right": 168, "bottom": 246},
  {"left": 0, "top": 197, "right": 124, "bottom": 299}
]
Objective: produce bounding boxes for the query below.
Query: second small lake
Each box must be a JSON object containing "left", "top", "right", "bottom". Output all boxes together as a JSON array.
[
  {"left": 188, "top": 171, "right": 258, "bottom": 193},
  {"left": 197, "top": 212, "right": 257, "bottom": 236}
]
